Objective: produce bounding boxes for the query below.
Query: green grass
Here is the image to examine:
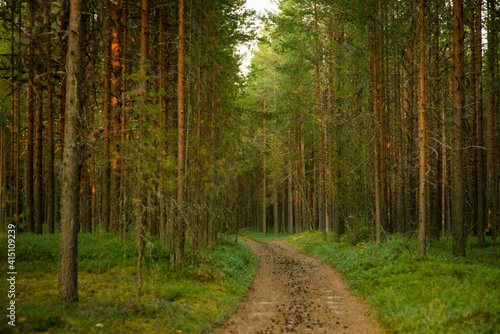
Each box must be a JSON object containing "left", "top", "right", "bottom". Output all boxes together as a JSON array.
[
  {"left": 239, "top": 227, "right": 291, "bottom": 241},
  {"left": 280, "top": 232, "right": 500, "bottom": 334},
  {"left": 0, "top": 232, "right": 257, "bottom": 333}
]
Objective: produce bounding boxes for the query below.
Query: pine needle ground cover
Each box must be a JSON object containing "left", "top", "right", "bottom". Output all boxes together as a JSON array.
[
  {"left": 0, "top": 233, "right": 257, "bottom": 333},
  {"left": 285, "top": 232, "right": 500, "bottom": 334}
]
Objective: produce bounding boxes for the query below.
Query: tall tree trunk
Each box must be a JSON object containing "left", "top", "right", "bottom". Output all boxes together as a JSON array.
[
  {"left": 46, "top": 1, "right": 55, "bottom": 234},
  {"left": 430, "top": 0, "right": 442, "bottom": 241},
  {"left": 136, "top": 0, "right": 149, "bottom": 297},
  {"left": 486, "top": 0, "right": 498, "bottom": 241},
  {"left": 262, "top": 117, "right": 267, "bottom": 234},
  {"left": 60, "top": 0, "right": 70, "bottom": 157},
  {"left": 15, "top": 0, "right": 21, "bottom": 232},
  {"left": 110, "top": 0, "right": 122, "bottom": 234},
  {"left": 273, "top": 178, "right": 278, "bottom": 238},
  {"left": 474, "top": 0, "right": 485, "bottom": 243},
  {"left": 8, "top": 0, "right": 17, "bottom": 226},
  {"left": 378, "top": 1, "right": 389, "bottom": 235},
  {"left": 371, "top": 8, "right": 381, "bottom": 244},
  {"left": 405, "top": 0, "right": 416, "bottom": 233},
  {"left": 102, "top": 2, "right": 112, "bottom": 232},
  {"left": 288, "top": 156, "right": 294, "bottom": 234},
  {"left": 1, "top": 131, "right": 5, "bottom": 225},
  {"left": 26, "top": 0, "right": 36, "bottom": 232},
  {"left": 314, "top": 0, "right": 326, "bottom": 236},
  {"left": 471, "top": 0, "right": 486, "bottom": 242},
  {"left": 176, "top": 0, "right": 186, "bottom": 265},
  {"left": 452, "top": 0, "right": 466, "bottom": 256},
  {"left": 417, "top": 0, "right": 428, "bottom": 256},
  {"left": 120, "top": 0, "right": 128, "bottom": 240},
  {"left": 58, "top": 0, "right": 84, "bottom": 302},
  {"left": 34, "top": 0, "right": 44, "bottom": 234}
]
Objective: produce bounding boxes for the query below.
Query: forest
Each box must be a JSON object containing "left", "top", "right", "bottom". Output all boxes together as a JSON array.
[{"left": 0, "top": 0, "right": 499, "bottom": 333}]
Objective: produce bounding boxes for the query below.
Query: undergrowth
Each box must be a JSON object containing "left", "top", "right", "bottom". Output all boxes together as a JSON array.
[
  {"left": 0, "top": 232, "right": 257, "bottom": 333},
  {"left": 285, "top": 232, "right": 500, "bottom": 334}
]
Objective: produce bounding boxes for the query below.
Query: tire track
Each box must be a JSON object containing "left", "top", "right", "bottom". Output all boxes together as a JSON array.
[{"left": 215, "top": 237, "right": 382, "bottom": 334}]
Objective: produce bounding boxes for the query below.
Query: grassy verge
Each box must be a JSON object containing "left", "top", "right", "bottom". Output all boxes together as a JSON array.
[
  {"left": 0, "top": 232, "right": 257, "bottom": 333},
  {"left": 281, "top": 232, "right": 500, "bottom": 334},
  {"left": 239, "top": 227, "right": 290, "bottom": 242}
]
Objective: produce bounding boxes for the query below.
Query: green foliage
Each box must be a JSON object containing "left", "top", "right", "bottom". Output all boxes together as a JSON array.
[
  {"left": 341, "top": 215, "right": 374, "bottom": 245},
  {"left": 1, "top": 232, "right": 257, "bottom": 334},
  {"left": 286, "top": 232, "right": 500, "bottom": 333}
]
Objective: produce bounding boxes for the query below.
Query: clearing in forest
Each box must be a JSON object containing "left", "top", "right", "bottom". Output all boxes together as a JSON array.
[{"left": 216, "top": 237, "right": 382, "bottom": 334}]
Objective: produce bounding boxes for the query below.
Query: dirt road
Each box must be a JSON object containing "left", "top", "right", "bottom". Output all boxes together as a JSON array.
[{"left": 215, "top": 237, "right": 382, "bottom": 334}]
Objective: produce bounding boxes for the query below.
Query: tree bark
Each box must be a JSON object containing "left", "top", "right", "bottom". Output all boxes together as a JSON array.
[
  {"left": 110, "top": 0, "right": 122, "bottom": 234},
  {"left": 473, "top": 0, "right": 485, "bottom": 243},
  {"left": 135, "top": 0, "right": 149, "bottom": 297},
  {"left": 371, "top": 8, "right": 381, "bottom": 244},
  {"left": 45, "top": 1, "right": 55, "bottom": 234},
  {"left": 59, "top": 0, "right": 70, "bottom": 158},
  {"left": 25, "top": 0, "right": 36, "bottom": 232},
  {"left": 58, "top": 0, "right": 84, "bottom": 302},
  {"left": 176, "top": 0, "right": 186, "bottom": 265},
  {"left": 417, "top": 0, "right": 428, "bottom": 256},
  {"left": 430, "top": 0, "right": 442, "bottom": 241},
  {"left": 314, "top": 0, "right": 326, "bottom": 237},
  {"left": 486, "top": 0, "right": 498, "bottom": 241},
  {"left": 451, "top": 0, "right": 466, "bottom": 256},
  {"left": 102, "top": 2, "right": 112, "bottom": 232},
  {"left": 262, "top": 117, "right": 267, "bottom": 234},
  {"left": 34, "top": 0, "right": 44, "bottom": 235},
  {"left": 405, "top": 0, "right": 416, "bottom": 232}
]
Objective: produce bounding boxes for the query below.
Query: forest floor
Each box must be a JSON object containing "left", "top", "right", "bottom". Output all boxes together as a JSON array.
[{"left": 215, "top": 237, "right": 382, "bottom": 334}]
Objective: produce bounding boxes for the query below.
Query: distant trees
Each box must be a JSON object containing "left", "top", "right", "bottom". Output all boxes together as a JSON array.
[{"left": 242, "top": 0, "right": 499, "bottom": 256}]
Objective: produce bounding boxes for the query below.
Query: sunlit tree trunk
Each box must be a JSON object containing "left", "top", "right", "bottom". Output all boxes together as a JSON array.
[{"left": 417, "top": 0, "right": 428, "bottom": 256}]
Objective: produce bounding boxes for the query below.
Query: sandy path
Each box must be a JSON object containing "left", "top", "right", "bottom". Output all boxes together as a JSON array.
[{"left": 215, "top": 237, "right": 383, "bottom": 334}]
